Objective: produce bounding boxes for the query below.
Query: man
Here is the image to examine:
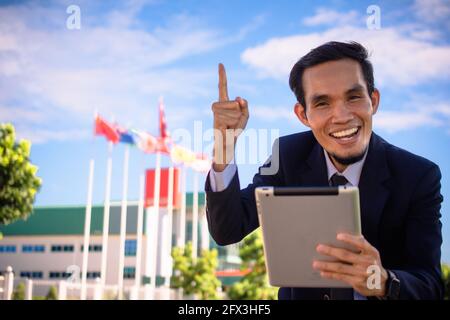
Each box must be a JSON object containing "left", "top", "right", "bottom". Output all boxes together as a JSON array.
[{"left": 205, "top": 41, "right": 444, "bottom": 300}]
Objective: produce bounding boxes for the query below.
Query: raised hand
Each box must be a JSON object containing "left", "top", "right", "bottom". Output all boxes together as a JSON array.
[{"left": 212, "top": 63, "right": 249, "bottom": 171}]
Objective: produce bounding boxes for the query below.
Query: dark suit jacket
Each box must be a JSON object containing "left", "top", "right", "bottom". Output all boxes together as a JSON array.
[{"left": 205, "top": 131, "right": 444, "bottom": 300}]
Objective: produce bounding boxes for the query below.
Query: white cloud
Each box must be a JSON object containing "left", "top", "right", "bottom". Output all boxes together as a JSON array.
[
  {"left": 242, "top": 6, "right": 450, "bottom": 89},
  {"left": 251, "top": 105, "right": 298, "bottom": 123},
  {"left": 374, "top": 104, "right": 450, "bottom": 133},
  {"left": 303, "top": 8, "right": 359, "bottom": 27},
  {"left": 14, "top": 127, "right": 90, "bottom": 144},
  {"left": 408, "top": 28, "right": 441, "bottom": 41},
  {"left": 434, "top": 103, "right": 450, "bottom": 116},
  {"left": 374, "top": 111, "right": 441, "bottom": 133},
  {"left": 241, "top": 25, "right": 450, "bottom": 87},
  {"left": 413, "top": 0, "right": 450, "bottom": 24},
  {"left": 0, "top": 2, "right": 260, "bottom": 144}
]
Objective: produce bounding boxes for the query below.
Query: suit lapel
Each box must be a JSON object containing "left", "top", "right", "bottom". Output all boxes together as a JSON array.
[
  {"left": 295, "top": 141, "right": 329, "bottom": 186},
  {"left": 358, "top": 133, "right": 391, "bottom": 248}
]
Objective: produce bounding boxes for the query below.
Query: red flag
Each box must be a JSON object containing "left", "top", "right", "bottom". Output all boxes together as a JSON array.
[
  {"left": 94, "top": 115, "right": 120, "bottom": 143},
  {"left": 156, "top": 137, "right": 171, "bottom": 154},
  {"left": 159, "top": 98, "right": 170, "bottom": 140},
  {"left": 145, "top": 168, "right": 180, "bottom": 208}
]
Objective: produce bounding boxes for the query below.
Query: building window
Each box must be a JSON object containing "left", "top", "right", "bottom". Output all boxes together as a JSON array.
[
  {"left": 22, "top": 245, "right": 45, "bottom": 253},
  {"left": 124, "top": 239, "right": 137, "bottom": 256},
  {"left": 20, "top": 271, "right": 43, "bottom": 279},
  {"left": 51, "top": 245, "right": 74, "bottom": 252},
  {"left": 63, "top": 245, "right": 74, "bottom": 252},
  {"left": 0, "top": 245, "right": 16, "bottom": 253},
  {"left": 86, "top": 272, "right": 101, "bottom": 279},
  {"left": 123, "top": 267, "right": 135, "bottom": 279},
  {"left": 49, "top": 271, "right": 71, "bottom": 279},
  {"left": 51, "top": 245, "right": 62, "bottom": 252},
  {"left": 81, "top": 244, "right": 102, "bottom": 252}
]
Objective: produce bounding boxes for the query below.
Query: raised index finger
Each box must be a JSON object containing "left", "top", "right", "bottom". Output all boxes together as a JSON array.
[{"left": 218, "top": 63, "right": 229, "bottom": 102}]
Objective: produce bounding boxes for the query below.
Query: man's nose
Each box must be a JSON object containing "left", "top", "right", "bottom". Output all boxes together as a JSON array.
[{"left": 331, "top": 102, "right": 353, "bottom": 123}]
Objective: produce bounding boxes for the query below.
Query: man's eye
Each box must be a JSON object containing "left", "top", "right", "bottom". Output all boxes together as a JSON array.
[
  {"left": 315, "top": 102, "right": 328, "bottom": 108},
  {"left": 349, "top": 96, "right": 361, "bottom": 101}
]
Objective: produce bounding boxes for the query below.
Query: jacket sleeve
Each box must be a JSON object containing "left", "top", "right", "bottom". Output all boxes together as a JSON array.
[
  {"left": 392, "top": 164, "right": 444, "bottom": 299},
  {"left": 205, "top": 148, "right": 284, "bottom": 246}
]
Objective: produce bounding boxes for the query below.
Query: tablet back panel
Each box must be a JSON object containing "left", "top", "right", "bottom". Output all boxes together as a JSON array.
[{"left": 255, "top": 186, "right": 361, "bottom": 288}]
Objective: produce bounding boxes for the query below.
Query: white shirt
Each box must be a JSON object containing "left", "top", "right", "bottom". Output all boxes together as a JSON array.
[
  {"left": 323, "top": 148, "right": 368, "bottom": 187},
  {"left": 209, "top": 148, "right": 368, "bottom": 192},
  {"left": 209, "top": 158, "right": 237, "bottom": 192}
]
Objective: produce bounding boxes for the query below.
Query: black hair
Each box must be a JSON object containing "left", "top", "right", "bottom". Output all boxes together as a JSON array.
[{"left": 289, "top": 41, "right": 374, "bottom": 108}]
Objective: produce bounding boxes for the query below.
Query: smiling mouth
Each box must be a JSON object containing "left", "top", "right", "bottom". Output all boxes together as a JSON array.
[{"left": 329, "top": 126, "right": 360, "bottom": 139}]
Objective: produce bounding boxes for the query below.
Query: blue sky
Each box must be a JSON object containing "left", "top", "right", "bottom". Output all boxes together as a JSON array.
[{"left": 1, "top": 0, "right": 450, "bottom": 261}]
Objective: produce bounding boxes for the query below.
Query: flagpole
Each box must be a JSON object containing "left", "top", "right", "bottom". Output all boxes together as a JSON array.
[
  {"left": 100, "top": 142, "right": 113, "bottom": 290},
  {"left": 192, "top": 170, "right": 199, "bottom": 259},
  {"left": 117, "top": 145, "right": 130, "bottom": 300},
  {"left": 150, "top": 151, "right": 162, "bottom": 298},
  {"left": 81, "top": 159, "right": 95, "bottom": 300},
  {"left": 164, "top": 165, "right": 175, "bottom": 287},
  {"left": 200, "top": 180, "right": 210, "bottom": 252},
  {"left": 134, "top": 174, "right": 145, "bottom": 298},
  {"left": 177, "top": 166, "right": 187, "bottom": 248}
]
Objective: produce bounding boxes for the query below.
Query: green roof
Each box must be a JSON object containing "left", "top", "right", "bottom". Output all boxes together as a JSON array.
[
  {"left": 0, "top": 192, "right": 205, "bottom": 236},
  {"left": 185, "top": 192, "right": 206, "bottom": 207}
]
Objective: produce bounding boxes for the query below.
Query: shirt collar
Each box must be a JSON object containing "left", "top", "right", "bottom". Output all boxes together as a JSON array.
[{"left": 323, "top": 147, "right": 369, "bottom": 186}]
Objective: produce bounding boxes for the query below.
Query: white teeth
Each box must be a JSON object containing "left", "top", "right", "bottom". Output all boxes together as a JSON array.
[{"left": 330, "top": 127, "right": 358, "bottom": 138}]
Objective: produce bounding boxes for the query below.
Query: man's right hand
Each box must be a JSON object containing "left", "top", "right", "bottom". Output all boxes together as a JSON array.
[{"left": 212, "top": 63, "right": 249, "bottom": 172}]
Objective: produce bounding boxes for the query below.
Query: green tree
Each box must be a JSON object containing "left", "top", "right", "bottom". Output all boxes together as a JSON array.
[
  {"left": 46, "top": 285, "right": 58, "bottom": 300},
  {"left": 12, "top": 282, "right": 25, "bottom": 300},
  {"left": 227, "top": 230, "right": 278, "bottom": 300},
  {"left": 171, "top": 242, "right": 221, "bottom": 299},
  {"left": 442, "top": 264, "right": 450, "bottom": 300},
  {"left": 0, "top": 123, "right": 42, "bottom": 225}
]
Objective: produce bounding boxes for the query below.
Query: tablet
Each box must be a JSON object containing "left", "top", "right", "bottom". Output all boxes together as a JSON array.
[{"left": 255, "top": 186, "right": 361, "bottom": 288}]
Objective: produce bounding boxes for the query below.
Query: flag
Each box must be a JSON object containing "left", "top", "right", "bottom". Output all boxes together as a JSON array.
[
  {"left": 170, "top": 145, "right": 196, "bottom": 165},
  {"left": 119, "top": 131, "right": 135, "bottom": 145},
  {"left": 145, "top": 168, "right": 180, "bottom": 208},
  {"left": 190, "top": 153, "right": 211, "bottom": 173},
  {"left": 94, "top": 115, "right": 120, "bottom": 143},
  {"left": 156, "top": 137, "right": 171, "bottom": 155},
  {"left": 159, "top": 97, "right": 170, "bottom": 140},
  {"left": 115, "top": 125, "right": 135, "bottom": 145},
  {"left": 132, "top": 129, "right": 157, "bottom": 153}
]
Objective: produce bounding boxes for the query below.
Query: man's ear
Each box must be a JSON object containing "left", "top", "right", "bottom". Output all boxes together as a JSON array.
[
  {"left": 370, "top": 88, "right": 380, "bottom": 115},
  {"left": 294, "top": 103, "right": 310, "bottom": 127}
]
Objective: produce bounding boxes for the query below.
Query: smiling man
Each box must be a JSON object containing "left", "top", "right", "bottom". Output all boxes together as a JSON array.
[{"left": 205, "top": 41, "right": 444, "bottom": 300}]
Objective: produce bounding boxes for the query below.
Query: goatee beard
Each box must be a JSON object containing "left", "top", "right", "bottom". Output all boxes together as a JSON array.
[{"left": 329, "top": 147, "right": 367, "bottom": 166}]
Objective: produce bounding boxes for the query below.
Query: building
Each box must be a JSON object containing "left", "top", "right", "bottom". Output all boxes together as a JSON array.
[{"left": 0, "top": 192, "right": 242, "bottom": 298}]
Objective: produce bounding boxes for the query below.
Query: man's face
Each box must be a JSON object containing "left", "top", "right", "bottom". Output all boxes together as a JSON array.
[{"left": 294, "top": 59, "right": 379, "bottom": 169}]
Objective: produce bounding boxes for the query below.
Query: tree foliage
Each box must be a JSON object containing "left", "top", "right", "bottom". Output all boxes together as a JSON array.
[
  {"left": 46, "top": 285, "right": 58, "bottom": 300},
  {"left": 0, "top": 123, "right": 42, "bottom": 225},
  {"left": 227, "top": 230, "right": 278, "bottom": 300},
  {"left": 12, "top": 282, "right": 25, "bottom": 300},
  {"left": 171, "top": 242, "right": 221, "bottom": 299},
  {"left": 442, "top": 264, "right": 450, "bottom": 300}
]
